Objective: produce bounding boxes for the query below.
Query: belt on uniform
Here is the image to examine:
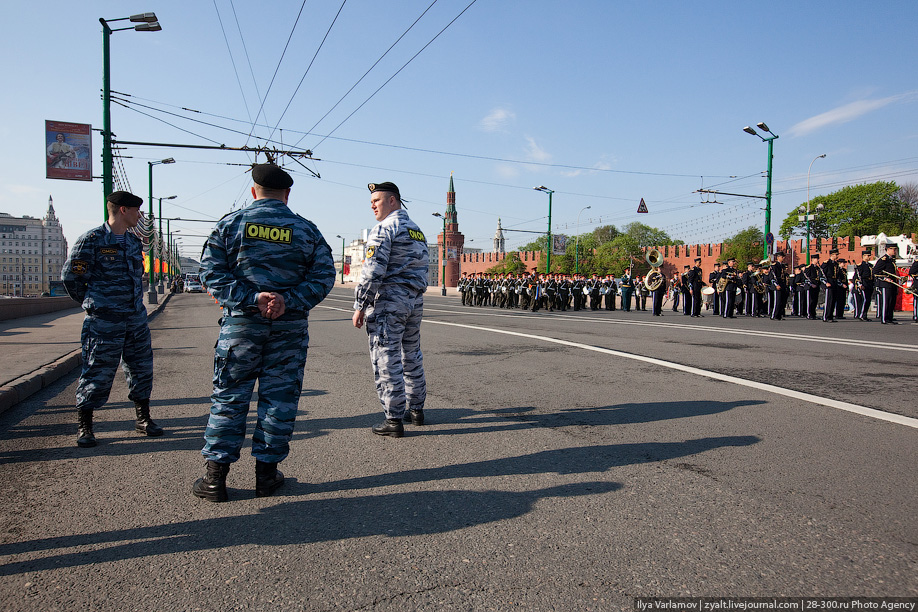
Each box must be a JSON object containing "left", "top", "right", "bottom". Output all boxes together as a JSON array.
[{"left": 86, "top": 310, "right": 134, "bottom": 322}]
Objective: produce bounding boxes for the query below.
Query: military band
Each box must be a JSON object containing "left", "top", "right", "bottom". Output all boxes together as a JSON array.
[{"left": 453, "top": 241, "right": 913, "bottom": 324}]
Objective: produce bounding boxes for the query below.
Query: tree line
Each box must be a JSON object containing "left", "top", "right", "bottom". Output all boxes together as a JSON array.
[{"left": 485, "top": 180, "right": 918, "bottom": 277}]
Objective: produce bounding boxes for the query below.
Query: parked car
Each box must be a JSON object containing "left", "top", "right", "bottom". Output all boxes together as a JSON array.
[{"left": 185, "top": 279, "right": 204, "bottom": 293}]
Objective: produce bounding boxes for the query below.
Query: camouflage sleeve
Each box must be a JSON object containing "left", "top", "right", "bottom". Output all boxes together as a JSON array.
[
  {"left": 282, "top": 235, "right": 336, "bottom": 312},
  {"left": 61, "top": 232, "right": 95, "bottom": 304},
  {"left": 199, "top": 225, "right": 259, "bottom": 310},
  {"left": 353, "top": 225, "right": 392, "bottom": 311}
]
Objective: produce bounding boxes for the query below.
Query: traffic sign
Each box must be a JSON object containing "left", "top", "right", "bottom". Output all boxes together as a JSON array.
[{"left": 637, "top": 198, "right": 648, "bottom": 213}]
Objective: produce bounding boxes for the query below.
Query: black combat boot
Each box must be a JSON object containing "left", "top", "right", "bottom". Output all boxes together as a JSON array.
[
  {"left": 255, "top": 461, "right": 285, "bottom": 498},
  {"left": 403, "top": 408, "right": 425, "bottom": 426},
  {"left": 76, "top": 410, "right": 96, "bottom": 448},
  {"left": 134, "top": 399, "right": 164, "bottom": 437},
  {"left": 372, "top": 418, "right": 404, "bottom": 438},
  {"left": 193, "top": 461, "right": 230, "bottom": 502}
]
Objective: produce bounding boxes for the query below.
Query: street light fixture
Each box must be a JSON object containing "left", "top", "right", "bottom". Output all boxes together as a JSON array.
[
  {"left": 533, "top": 186, "right": 554, "bottom": 273},
  {"left": 575, "top": 205, "right": 591, "bottom": 274},
  {"left": 155, "top": 191, "right": 176, "bottom": 291},
  {"left": 804, "top": 154, "right": 826, "bottom": 265},
  {"left": 432, "top": 213, "right": 447, "bottom": 296},
  {"left": 146, "top": 158, "right": 174, "bottom": 304},
  {"left": 742, "top": 123, "right": 779, "bottom": 260},
  {"left": 335, "top": 235, "right": 346, "bottom": 284},
  {"left": 100, "top": 12, "right": 163, "bottom": 221}
]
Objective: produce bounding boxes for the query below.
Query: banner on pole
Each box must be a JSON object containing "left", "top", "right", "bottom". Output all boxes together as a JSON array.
[{"left": 45, "top": 120, "right": 92, "bottom": 181}]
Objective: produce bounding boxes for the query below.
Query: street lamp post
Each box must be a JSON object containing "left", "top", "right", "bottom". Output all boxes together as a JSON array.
[
  {"left": 575, "top": 205, "right": 591, "bottom": 274},
  {"left": 743, "top": 123, "right": 779, "bottom": 261},
  {"left": 335, "top": 235, "right": 345, "bottom": 284},
  {"left": 534, "top": 186, "right": 554, "bottom": 273},
  {"left": 157, "top": 195, "right": 176, "bottom": 292},
  {"left": 803, "top": 154, "right": 826, "bottom": 265},
  {"left": 147, "top": 158, "right": 174, "bottom": 304},
  {"left": 100, "top": 12, "right": 162, "bottom": 221},
  {"left": 432, "top": 213, "right": 447, "bottom": 295}
]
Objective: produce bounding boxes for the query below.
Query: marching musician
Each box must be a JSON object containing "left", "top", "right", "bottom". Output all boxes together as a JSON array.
[
  {"left": 853, "top": 250, "right": 874, "bottom": 321},
  {"left": 649, "top": 270, "right": 666, "bottom": 316},
  {"left": 604, "top": 275, "right": 617, "bottom": 311},
  {"left": 821, "top": 249, "right": 840, "bottom": 323},
  {"left": 619, "top": 271, "right": 634, "bottom": 312},
  {"left": 721, "top": 257, "right": 739, "bottom": 318},
  {"left": 709, "top": 262, "right": 722, "bottom": 316},
  {"left": 835, "top": 258, "right": 849, "bottom": 319},
  {"left": 687, "top": 258, "right": 704, "bottom": 317},
  {"left": 873, "top": 242, "right": 899, "bottom": 324},
  {"left": 769, "top": 251, "right": 789, "bottom": 321},
  {"left": 742, "top": 262, "right": 757, "bottom": 317}
]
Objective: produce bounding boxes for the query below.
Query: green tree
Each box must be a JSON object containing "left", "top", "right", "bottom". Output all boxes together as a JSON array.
[
  {"left": 594, "top": 233, "right": 643, "bottom": 276},
  {"left": 721, "top": 226, "right": 764, "bottom": 265},
  {"left": 778, "top": 181, "right": 917, "bottom": 239},
  {"left": 622, "top": 222, "right": 682, "bottom": 246},
  {"left": 592, "top": 224, "right": 620, "bottom": 245}
]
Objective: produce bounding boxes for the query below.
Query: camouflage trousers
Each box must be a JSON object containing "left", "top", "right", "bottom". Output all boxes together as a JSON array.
[
  {"left": 202, "top": 317, "right": 309, "bottom": 464},
  {"left": 365, "top": 293, "right": 426, "bottom": 420},
  {"left": 76, "top": 311, "right": 152, "bottom": 412}
]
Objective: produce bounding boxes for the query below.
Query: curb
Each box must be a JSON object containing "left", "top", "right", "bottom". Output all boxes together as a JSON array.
[{"left": 0, "top": 292, "right": 172, "bottom": 417}]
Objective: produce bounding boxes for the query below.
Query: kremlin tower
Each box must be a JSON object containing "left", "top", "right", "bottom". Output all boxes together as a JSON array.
[{"left": 437, "top": 174, "right": 465, "bottom": 288}]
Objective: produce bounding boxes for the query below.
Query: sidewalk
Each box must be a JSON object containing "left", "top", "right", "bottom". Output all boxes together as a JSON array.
[{"left": 0, "top": 295, "right": 171, "bottom": 414}]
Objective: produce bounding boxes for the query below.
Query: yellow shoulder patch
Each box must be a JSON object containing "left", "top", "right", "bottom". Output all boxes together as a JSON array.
[
  {"left": 408, "top": 228, "right": 426, "bottom": 242},
  {"left": 366, "top": 246, "right": 376, "bottom": 259},
  {"left": 71, "top": 260, "right": 88, "bottom": 275}
]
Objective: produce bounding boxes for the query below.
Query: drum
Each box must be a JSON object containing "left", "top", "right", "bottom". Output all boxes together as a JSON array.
[{"left": 701, "top": 286, "right": 715, "bottom": 296}]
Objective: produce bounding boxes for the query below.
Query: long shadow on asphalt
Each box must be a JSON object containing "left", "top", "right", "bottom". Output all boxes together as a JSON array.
[
  {"left": 0, "top": 435, "right": 758, "bottom": 575},
  {"left": 297, "top": 400, "right": 766, "bottom": 440}
]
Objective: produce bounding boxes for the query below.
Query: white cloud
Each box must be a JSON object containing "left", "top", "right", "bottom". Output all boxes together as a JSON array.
[
  {"left": 562, "top": 160, "right": 613, "bottom": 178},
  {"left": 523, "top": 137, "right": 552, "bottom": 164},
  {"left": 788, "top": 92, "right": 918, "bottom": 137},
  {"left": 479, "top": 108, "right": 516, "bottom": 133}
]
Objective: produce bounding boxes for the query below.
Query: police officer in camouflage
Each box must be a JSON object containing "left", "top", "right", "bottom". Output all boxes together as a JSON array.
[
  {"left": 352, "top": 182, "right": 429, "bottom": 438},
  {"left": 62, "top": 191, "right": 163, "bottom": 448},
  {"left": 193, "top": 164, "right": 335, "bottom": 502}
]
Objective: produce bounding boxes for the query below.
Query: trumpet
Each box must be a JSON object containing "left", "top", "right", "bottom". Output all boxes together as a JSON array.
[{"left": 877, "top": 270, "right": 918, "bottom": 296}]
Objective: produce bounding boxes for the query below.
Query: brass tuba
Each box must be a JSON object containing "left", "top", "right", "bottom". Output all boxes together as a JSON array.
[{"left": 644, "top": 248, "right": 664, "bottom": 291}]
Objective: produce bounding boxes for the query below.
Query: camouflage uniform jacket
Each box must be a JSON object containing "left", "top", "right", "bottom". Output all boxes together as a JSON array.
[
  {"left": 61, "top": 223, "right": 145, "bottom": 314},
  {"left": 354, "top": 209, "right": 429, "bottom": 310},
  {"left": 200, "top": 198, "right": 335, "bottom": 317}
]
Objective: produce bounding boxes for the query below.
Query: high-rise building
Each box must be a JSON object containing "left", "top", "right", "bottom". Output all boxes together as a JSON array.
[{"left": 0, "top": 196, "right": 68, "bottom": 296}]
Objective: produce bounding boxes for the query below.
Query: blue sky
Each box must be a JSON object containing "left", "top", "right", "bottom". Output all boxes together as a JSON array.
[{"left": 2, "top": 1, "right": 917, "bottom": 260}]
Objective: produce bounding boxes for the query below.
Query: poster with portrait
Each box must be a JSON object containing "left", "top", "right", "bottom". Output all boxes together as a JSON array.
[
  {"left": 45, "top": 120, "right": 92, "bottom": 181},
  {"left": 552, "top": 234, "right": 568, "bottom": 255}
]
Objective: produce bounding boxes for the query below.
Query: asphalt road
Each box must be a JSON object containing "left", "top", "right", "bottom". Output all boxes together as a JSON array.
[{"left": 0, "top": 290, "right": 915, "bottom": 611}]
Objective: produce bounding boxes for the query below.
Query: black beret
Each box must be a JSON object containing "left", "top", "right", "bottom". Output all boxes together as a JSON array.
[
  {"left": 774, "top": 251, "right": 785, "bottom": 257},
  {"left": 368, "top": 182, "right": 400, "bottom": 199},
  {"left": 727, "top": 256, "right": 736, "bottom": 261},
  {"left": 107, "top": 191, "right": 143, "bottom": 208},
  {"left": 811, "top": 253, "right": 820, "bottom": 259},
  {"left": 828, "top": 248, "right": 839, "bottom": 254},
  {"left": 694, "top": 257, "right": 701, "bottom": 262},
  {"left": 252, "top": 164, "right": 293, "bottom": 189}
]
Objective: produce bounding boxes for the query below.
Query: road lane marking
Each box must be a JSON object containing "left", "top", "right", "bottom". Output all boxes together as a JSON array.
[
  {"left": 320, "top": 302, "right": 918, "bottom": 430},
  {"left": 321, "top": 295, "right": 918, "bottom": 353}
]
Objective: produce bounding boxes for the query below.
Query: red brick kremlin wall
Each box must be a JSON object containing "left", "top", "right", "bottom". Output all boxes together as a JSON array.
[{"left": 459, "top": 235, "right": 917, "bottom": 277}]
